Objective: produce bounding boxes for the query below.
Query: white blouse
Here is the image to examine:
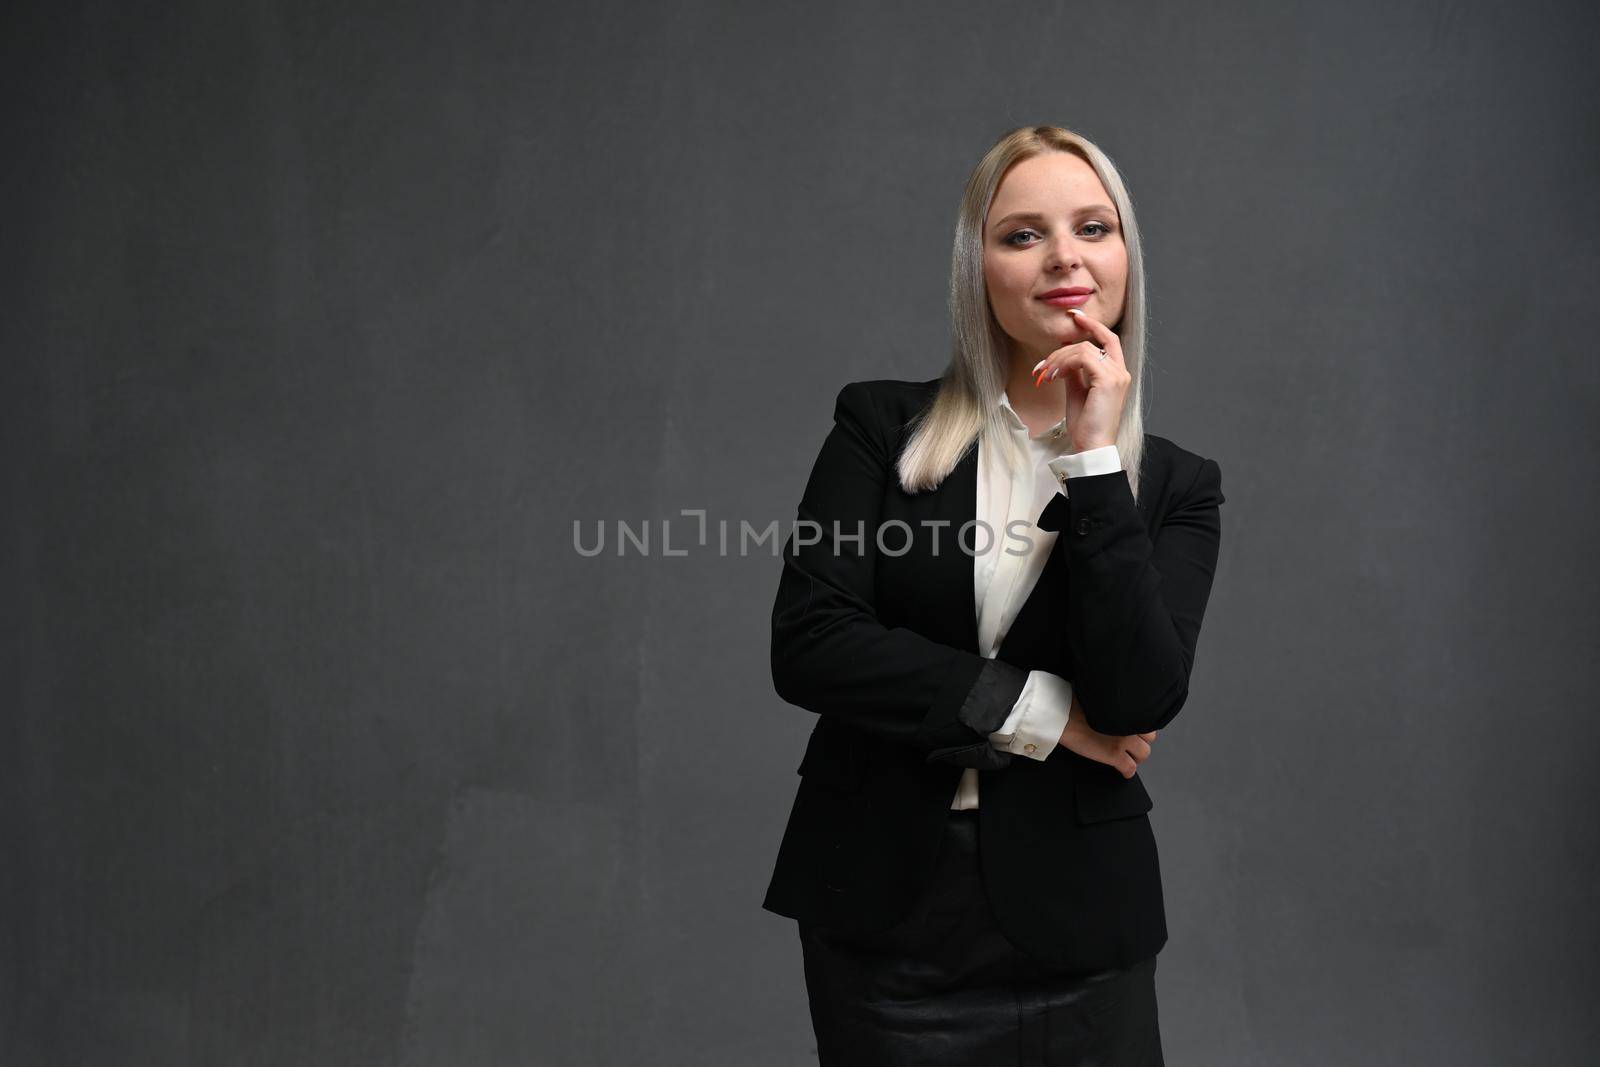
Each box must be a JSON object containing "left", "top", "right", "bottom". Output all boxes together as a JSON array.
[{"left": 950, "top": 391, "right": 1123, "bottom": 810}]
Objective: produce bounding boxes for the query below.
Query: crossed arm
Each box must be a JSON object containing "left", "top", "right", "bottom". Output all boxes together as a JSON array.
[{"left": 770, "top": 381, "right": 1224, "bottom": 766}]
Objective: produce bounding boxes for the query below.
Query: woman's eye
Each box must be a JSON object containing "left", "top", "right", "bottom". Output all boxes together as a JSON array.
[{"left": 1003, "top": 222, "right": 1113, "bottom": 247}]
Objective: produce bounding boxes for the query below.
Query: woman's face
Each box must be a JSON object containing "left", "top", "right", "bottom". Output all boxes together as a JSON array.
[{"left": 981, "top": 151, "right": 1128, "bottom": 365}]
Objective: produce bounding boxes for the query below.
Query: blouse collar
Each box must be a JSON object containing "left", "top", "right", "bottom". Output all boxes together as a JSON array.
[{"left": 996, "top": 388, "right": 1068, "bottom": 445}]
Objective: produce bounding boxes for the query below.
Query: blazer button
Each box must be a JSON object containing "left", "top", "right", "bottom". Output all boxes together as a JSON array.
[{"left": 1075, "top": 516, "right": 1093, "bottom": 535}]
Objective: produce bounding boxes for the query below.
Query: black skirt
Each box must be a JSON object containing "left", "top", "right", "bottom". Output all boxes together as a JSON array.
[{"left": 797, "top": 809, "right": 1164, "bottom": 1066}]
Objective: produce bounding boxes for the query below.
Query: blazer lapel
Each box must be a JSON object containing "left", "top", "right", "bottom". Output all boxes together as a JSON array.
[
  {"left": 996, "top": 532, "right": 1068, "bottom": 667},
  {"left": 929, "top": 441, "right": 981, "bottom": 656}
]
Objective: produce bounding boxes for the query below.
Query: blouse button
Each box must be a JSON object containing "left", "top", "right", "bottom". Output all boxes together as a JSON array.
[{"left": 1023, "top": 743, "right": 1037, "bottom": 754}]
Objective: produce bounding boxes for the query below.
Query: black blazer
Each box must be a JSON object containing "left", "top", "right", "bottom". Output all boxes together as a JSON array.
[{"left": 761, "top": 376, "right": 1226, "bottom": 972}]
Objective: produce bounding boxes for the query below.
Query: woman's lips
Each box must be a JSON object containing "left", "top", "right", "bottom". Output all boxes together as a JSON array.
[{"left": 1038, "top": 293, "right": 1091, "bottom": 307}]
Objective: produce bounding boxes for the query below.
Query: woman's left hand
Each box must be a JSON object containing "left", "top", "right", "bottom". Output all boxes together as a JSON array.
[
  {"left": 1031, "top": 308, "right": 1131, "bottom": 452},
  {"left": 1057, "top": 691, "right": 1160, "bottom": 779}
]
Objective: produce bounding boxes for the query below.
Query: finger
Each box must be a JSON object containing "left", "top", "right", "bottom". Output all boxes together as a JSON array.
[
  {"left": 1032, "top": 347, "right": 1096, "bottom": 387},
  {"left": 1064, "top": 307, "right": 1110, "bottom": 344},
  {"left": 1139, "top": 731, "right": 1158, "bottom": 742},
  {"left": 1060, "top": 341, "right": 1115, "bottom": 389},
  {"left": 1034, "top": 354, "right": 1079, "bottom": 387},
  {"left": 1065, "top": 308, "right": 1123, "bottom": 362},
  {"left": 1034, "top": 337, "right": 1100, "bottom": 375}
]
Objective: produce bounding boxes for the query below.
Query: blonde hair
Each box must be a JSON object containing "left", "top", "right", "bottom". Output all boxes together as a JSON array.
[{"left": 895, "top": 125, "right": 1150, "bottom": 501}]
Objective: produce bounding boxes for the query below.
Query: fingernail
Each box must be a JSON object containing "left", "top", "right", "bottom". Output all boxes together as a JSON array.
[
  {"left": 1031, "top": 359, "right": 1046, "bottom": 374},
  {"left": 1066, "top": 308, "right": 1081, "bottom": 316}
]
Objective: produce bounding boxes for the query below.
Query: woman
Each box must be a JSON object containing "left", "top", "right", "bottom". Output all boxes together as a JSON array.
[{"left": 761, "top": 125, "right": 1226, "bottom": 1064}]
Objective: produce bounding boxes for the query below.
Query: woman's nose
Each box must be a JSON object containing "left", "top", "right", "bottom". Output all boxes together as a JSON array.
[{"left": 1044, "top": 238, "right": 1081, "bottom": 273}]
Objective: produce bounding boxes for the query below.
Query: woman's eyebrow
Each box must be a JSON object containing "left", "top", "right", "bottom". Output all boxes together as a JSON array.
[{"left": 989, "top": 205, "right": 1117, "bottom": 230}]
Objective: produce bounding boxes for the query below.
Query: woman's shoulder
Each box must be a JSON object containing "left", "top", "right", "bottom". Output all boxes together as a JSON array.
[
  {"left": 1142, "top": 432, "right": 1208, "bottom": 469},
  {"left": 824, "top": 377, "right": 940, "bottom": 434},
  {"left": 1141, "top": 433, "right": 1224, "bottom": 508},
  {"left": 836, "top": 376, "right": 941, "bottom": 407}
]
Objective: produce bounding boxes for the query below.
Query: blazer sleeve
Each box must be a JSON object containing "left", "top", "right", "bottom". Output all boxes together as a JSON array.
[
  {"left": 770, "top": 381, "right": 1029, "bottom": 770},
  {"left": 1057, "top": 452, "right": 1225, "bottom": 736}
]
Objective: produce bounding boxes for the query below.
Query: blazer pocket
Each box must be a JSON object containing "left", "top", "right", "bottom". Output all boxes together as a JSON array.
[
  {"left": 795, "top": 721, "right": 867, "bottom": 792},
  {"left": 1073, "top": 766, "right": 1154, "bottom": 824}
]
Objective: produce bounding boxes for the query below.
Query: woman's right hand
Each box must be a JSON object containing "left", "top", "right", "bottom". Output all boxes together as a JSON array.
[{"left": 1056, "top": 691, "right": 1158, "bottom": 778}]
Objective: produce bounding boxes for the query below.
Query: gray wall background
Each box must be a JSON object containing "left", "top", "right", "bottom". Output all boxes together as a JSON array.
[{"left": 5, "top": 0, "right": 1597, "bottom": 1063}]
